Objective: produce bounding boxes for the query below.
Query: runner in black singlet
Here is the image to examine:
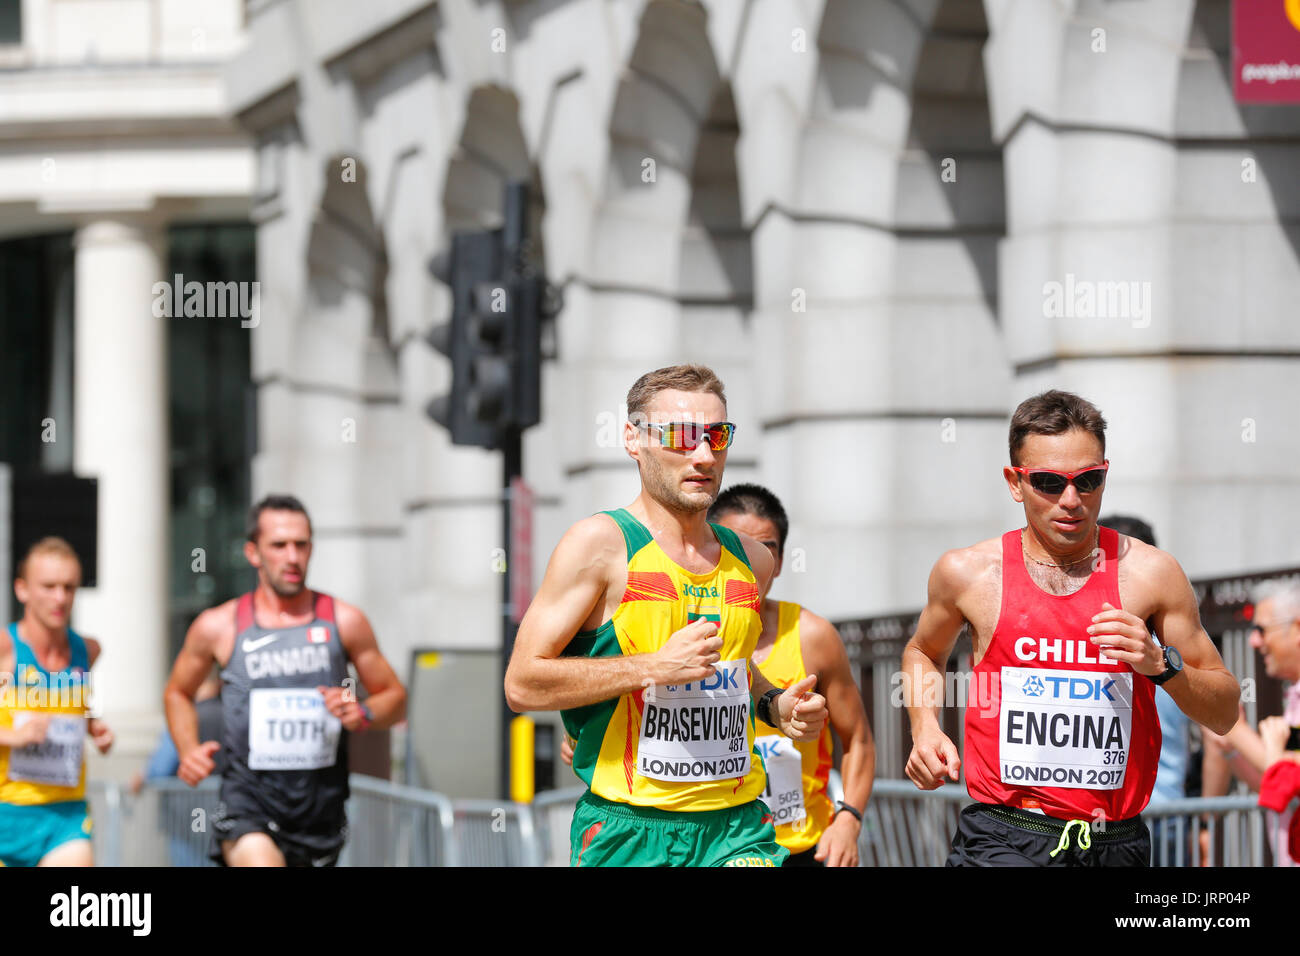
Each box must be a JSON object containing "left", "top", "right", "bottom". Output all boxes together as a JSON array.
[{"left": 164, "top": 495, "right": 406, "bottom": 867}]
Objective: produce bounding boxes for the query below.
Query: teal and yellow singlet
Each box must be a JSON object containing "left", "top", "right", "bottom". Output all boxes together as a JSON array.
[
  {"left": 0, "top": 624, "right": 91, "bottom": 806},
  {"left": 562, "top": 509, "right": 768, "bottom": 812},
  {"left": 753, "top": 601, "right": 834, "bottom": 854}
]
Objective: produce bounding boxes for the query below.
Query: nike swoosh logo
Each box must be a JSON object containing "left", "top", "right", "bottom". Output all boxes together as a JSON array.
[{"left": 242, "top": 635, "right": 278, "bottom": 653}]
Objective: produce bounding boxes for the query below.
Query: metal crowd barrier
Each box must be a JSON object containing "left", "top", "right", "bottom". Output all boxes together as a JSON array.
[
  {"left": 339, "top": 776, "right": 455, "bottom": 867},
  {"left": 86, "top": 776, "right": 1276, "bottom": 867},
  {"left": 88, "top": 776, "right": 535, "bottom": 867},
  {"left": 1144, "top": 795, "right": 1268, "bottom": 867}
]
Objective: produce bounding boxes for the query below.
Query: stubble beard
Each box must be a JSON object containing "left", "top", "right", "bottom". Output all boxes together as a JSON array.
[
  {"left": 265, "top": 568, "right": 306, "bottom": 598},
  {"left": 642, "top": 454, "right": 716, "bottom": 515}
]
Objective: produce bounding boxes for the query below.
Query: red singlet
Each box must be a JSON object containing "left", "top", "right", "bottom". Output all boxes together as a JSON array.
[{"left": 963, "top": 527, "right": 1161, "bottom": 820}]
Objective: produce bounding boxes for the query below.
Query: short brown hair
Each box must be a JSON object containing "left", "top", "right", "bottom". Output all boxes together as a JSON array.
[
  {"left": 18, "top": 537, "right": 82, "bottom": 580},
  {"left": 626, "top": 365, "right": 727, "bottom": 419},
  {"left": 1008, "top": 390, "right": 1107, "bottom": 466},
  {"left": 247, "top": 494, "right": 313, "bottom": 543}
]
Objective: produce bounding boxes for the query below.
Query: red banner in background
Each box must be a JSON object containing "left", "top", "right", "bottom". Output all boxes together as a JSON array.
[
  {"left": 509, "top": 476, "right": 534, "bottom": 625},
  {"left": 1234, "top": 0, "right": 1300, "bottom": 102}
]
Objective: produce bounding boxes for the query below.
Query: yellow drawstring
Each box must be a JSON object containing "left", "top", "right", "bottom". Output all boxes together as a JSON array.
[{"left": 1049, "top": 819, "right": 1092, "bottom": 858}]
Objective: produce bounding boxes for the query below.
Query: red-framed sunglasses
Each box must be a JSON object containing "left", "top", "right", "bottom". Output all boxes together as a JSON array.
[
  {"left": 1012, "top": 460, "right": 1109, "bottom": 495},
  {"left": 640, "top": 421, "right": 736, "bottom": 452}
]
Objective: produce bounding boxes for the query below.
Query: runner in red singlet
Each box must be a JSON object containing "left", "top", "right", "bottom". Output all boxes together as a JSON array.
[{"left": 902, "top": 390, "right": 1239, "bottom": 866}]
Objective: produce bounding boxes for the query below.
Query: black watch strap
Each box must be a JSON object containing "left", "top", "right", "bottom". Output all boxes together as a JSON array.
[
  {"left": 757, "top": 688, "right": 782, "bottom": 727},
  {"left": 834, "top": 800, "right": 863, "bottom": 823},
  {"left": 1148, "top": 644, "right": 1183, "bottom": 686}
]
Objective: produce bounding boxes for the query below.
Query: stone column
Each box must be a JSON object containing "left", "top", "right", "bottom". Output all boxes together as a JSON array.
[{"left": 72, "top": 216, "right": 169, "bottom": 757}]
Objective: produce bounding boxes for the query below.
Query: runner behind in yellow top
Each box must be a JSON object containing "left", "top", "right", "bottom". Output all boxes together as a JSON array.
[{"left": 710, "top": 484, "right": 876, "bottom": 866}]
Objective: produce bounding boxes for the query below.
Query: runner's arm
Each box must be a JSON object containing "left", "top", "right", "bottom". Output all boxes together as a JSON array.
[
  {"left": 164, "top": 607, "right": 225, "bottom": 755},
  {"left": 800, "top": 610, "right": 873, "bottom": 865},
  {"left": 737, "top": 536, "right": 781, "bottom": 701},
  {"left": 0, "top": 642, "right": 43, "bottom": 747},
  {"left": 738, "top": 540, "right": 827, "bottom": 740},
  {"left": 81, "top": 637, "right": 112, "bottom": 747},
  {"left": 0, "top": 632, "right": 24, "bottom": 746},
  {"left": 902, "top": 551, "right": 972, "bottom": 788},
  {"left": 802, "top": 611, "right": 874, "bottom": 813},
  {"left": 506, "top": 517, "right": 712, "bottom": 711},
  {"left": 1128, "top": 552, "right": 1238, "bottom": 735},
  {"left": 333, "top": 601, "right": 406, "bottom": 730}
]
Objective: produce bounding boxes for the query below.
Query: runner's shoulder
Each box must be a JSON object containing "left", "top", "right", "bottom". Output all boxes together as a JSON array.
[
  {"left": 728, "top": 528, "right": 775, "bottom": 581},
  {"left": 1112, "top": 532, "right": 1171, "bottom": 569},
  {"left": 931, "top": 537, "right": 1002, "bottom": 596},
  {"left": 795, "top": 605, "right": 842, "bottom": 649},
  {"left": 330, "top": 597, "right": 376, "bottom": 642},
  {"left": 552, "top": 513, "right": 627, "bottom": 575},
  {"left": 189, "top": 598, "right": 240, "bottom": 645},
  {"left": 1113, "top": 534, "right": 1185, "bottom": 589},
  {"left": 795, "top": 605, "right": 849, "bottom": 675}
]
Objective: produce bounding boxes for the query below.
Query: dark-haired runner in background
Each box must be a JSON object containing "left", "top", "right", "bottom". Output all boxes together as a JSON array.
[
  {"left": 903, "top": 391, "right": 1237, "bottom": 866},
  {"left": 708, "top": 483, "right": 875, "bottom": 866},
  {"left": 164, "top": 494, "right": 406, "bottom": 866}
]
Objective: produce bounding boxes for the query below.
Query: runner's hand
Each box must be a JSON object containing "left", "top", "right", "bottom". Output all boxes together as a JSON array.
[
  {"left": 88, "top": 717, "right": 114, "bottom": 755},
  {"left": 814, "top": 811, "right": 860, "bottom": 867},
  {"left": 777, "top": 675, "right": 827, "bottom": 741},
  {"left": 1088, "top": 602, "right": 1163, "bottom": 675},
  {"left": 14, "top": 714, "right": 50, "bottom": 747},
  {"left": 651, "top": 619, "right": 721, "bottom": 685},
  {"left": 178, "top": 740, "right": 220, "bottom": 786},
  {"left": 906, "top": 725, "right": 961, "bottom": 790},
  {"left": 319, "top": 685, "right": 370, "bottom": 731},
  {"left": 560, "top": 733, "right": 575, "bottom": 767}
]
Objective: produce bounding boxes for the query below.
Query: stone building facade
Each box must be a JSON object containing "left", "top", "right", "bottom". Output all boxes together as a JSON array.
[{"left": 229, "top": 0, "right": 1300, "bottom": 683}]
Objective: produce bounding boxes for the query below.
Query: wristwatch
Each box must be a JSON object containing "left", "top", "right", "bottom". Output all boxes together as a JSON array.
[
  {"left": 756, "top": 688, "right": 782, "bottom": 727},
  {"left": 1148, "top": 644, "right": 1183, "bottom": 686},
  {"left": 833, "top": 801, "right": 863, "bottom": 824}
]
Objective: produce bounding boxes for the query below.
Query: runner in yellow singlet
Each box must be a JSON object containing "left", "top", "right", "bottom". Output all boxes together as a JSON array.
[
  {"left": 505, "top": 364, "right": 829, "bottom": 867},
  {"left": 708, "top": 484, "right": 875, "bottom": 866},
  {"left": 0, "top": 538, "right": 113, "bottom": 867}
]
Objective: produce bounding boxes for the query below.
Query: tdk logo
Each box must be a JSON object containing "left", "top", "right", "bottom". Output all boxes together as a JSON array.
[
  {"left": 1022, "top": 676, "right": 1045, "bottom": 697},
  {"left": 682, "top": 584, "right": 719, "bottom": 598},
  {"left": 667, "top": 668, "right": 739, "bottom": 693},
  {"left": 1036, "top": 675, "right": 1117, "bottom": 701},
  {"left": 755, "top": 738, "right": 783, "bottom": 760}
]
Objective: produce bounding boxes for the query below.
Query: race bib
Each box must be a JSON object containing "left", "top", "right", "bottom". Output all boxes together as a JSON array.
[
  {"left": 6, "top": 713, "right": 84, "bottom": 787},
  {"left": 637, "top": 660, "right": 751, "bottom": 782},
  {"left": 757, "top": 735, "right": 806, "bottom": 825},
  {"left": 999, "top": 667, "right": 1133, "bottom": 790},
  {"left": 248, "top": 688, "right": 341, "bottom": 771}
]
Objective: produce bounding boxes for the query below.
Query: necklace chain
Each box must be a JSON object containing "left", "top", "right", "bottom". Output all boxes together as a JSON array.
[{"left": 1022, "top": 527, "right": 1098, "bottom": 571}]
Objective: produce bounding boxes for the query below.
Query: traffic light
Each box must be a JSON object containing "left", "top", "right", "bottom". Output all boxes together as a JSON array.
[
  {"left": 426, "top": 231, "right": 547, "bottom": 446},
  {"left": 426, "top": 229, "right": 507, "bottom": 448}
]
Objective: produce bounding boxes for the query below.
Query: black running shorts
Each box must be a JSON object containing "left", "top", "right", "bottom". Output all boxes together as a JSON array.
[
  {"left": 946, "top": 803, "right": 1150, "bottom": 867},
  {"left": 210, "top": 784, "right": 348, "bottom": 867}
]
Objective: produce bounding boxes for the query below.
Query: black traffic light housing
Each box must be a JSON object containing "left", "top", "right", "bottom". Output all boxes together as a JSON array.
[
  {"left": 426, "top": 182, "right": 551, "bottom": 448},
  {"left": 426, "top": 229, "right": 506, "bottom": 448}
]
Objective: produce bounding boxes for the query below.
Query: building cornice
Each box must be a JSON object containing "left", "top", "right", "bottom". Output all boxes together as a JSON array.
[{"left": 0, "top": 64, "right": 243, "bottom": 140}]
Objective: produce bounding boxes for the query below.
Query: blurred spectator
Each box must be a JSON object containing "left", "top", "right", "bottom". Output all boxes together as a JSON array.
[
  {"left": 1203, "top": 580, "right": 1300, "bottom": 866},
  {"left": 1101, "top": 515, "right": 1195, "bottom": 865},
  {"left": 130, "top": 670, "right": 222, "bottom": 866}
]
